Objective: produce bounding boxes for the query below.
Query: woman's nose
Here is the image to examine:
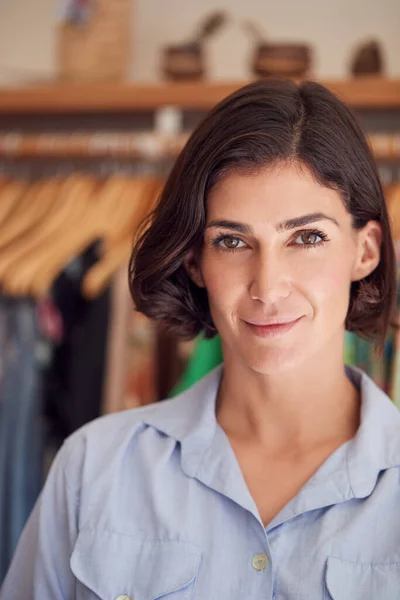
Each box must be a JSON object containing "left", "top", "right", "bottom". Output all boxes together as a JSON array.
[{"left": 249, "top": 252, "right": 291, "bottom": 303}]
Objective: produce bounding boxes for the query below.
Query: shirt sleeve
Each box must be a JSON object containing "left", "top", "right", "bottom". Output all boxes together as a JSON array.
[{"left": 0, "top": 437, "right": 81, "bottom": 600}]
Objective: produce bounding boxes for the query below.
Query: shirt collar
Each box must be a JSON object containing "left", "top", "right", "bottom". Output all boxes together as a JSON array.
[
  {"left": 142, "top": 364, "right": 223, "bottom": 477},
  {"left": 344, "top": 365, "right": 400, "bottom": 497},
  {"left": 142, "top": 363, "right": 400, "bottom": 503}
]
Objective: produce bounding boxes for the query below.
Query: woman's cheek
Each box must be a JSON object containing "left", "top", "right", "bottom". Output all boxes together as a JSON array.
[
  {"left": 306, "top": 261, "right": 352, "bottom": 307},
  {"left": 202, "top": 254, "right": 246, "bottom": 294}
]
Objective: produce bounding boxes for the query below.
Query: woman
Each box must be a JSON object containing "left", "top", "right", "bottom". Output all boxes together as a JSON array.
[{"left": 2, "top": 79, "right": 400, "bottom": 599}]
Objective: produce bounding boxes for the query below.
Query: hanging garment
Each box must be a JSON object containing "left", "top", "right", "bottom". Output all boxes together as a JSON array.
[
  {"left": 0, "top": 297, "right": 43, "bottom": 583},
  {"left": 43, "top": 241, "right": 111, "bottom": 445},
  {"left": 169, "top": 332, "right": 223, "bottom": 396}
]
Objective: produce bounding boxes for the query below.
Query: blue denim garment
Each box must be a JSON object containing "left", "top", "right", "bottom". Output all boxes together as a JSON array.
[
  {"left": 2, "top": 363, "right": 400, "bottom": 599},
  {"left": 0, "top": 298, "right": 43, "bottom": 582}
]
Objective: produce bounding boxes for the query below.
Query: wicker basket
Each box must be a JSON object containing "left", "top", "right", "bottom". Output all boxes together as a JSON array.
[{"left": 58, "top": 0, "right": 131, "bottom": 82}]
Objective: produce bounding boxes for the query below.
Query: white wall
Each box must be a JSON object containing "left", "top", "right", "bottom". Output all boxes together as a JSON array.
[
  {"left": 132, "top": 0, "right": 400, "bottom": 80},
  {"left": 0, "top": 0, "right": 399, "bottom": 83},
  {"left": 0, "top": 0, "right": 56, "bottom": 83}
]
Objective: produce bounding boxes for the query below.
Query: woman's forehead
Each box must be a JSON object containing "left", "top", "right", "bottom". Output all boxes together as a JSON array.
[{"left": 206, "top": 163, "right": 346, "bottom": 224}]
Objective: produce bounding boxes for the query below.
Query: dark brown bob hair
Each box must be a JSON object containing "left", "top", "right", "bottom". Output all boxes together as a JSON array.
[{"left": 129, "top": 79, "right": 396, "bottom": 350}]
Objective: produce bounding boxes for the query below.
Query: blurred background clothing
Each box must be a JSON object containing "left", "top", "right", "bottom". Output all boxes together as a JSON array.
[{"left": 0, "top": 298, "right": 42, "bottom": 580}]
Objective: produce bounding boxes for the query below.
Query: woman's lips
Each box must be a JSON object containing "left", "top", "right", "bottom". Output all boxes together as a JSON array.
[{"left": 244, "top": 317, "right": 302, "bottom": 338}]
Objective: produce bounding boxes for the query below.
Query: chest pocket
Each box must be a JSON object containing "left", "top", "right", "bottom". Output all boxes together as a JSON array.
[
  {"left": 326, "top": 556, "right": 400, "bottom": 600},
  {"left": 70, "top": 529, "right": 202, "bottom": 600}
]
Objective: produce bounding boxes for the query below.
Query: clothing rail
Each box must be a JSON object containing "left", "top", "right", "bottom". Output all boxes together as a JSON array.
[
  {"left": 0, "top": 132, "right": 190, "bottom": 160},
  {"left": 0, "top": 132, "right": 398, "bottom": 161}
]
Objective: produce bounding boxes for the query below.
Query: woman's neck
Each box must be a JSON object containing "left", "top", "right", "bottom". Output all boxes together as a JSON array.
[{"left": 216, "top": 351, "right": 361, "bottom": 458}]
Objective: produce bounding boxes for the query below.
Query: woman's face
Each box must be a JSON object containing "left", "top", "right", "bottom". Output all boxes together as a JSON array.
[{"left": 185, "top": 163, "right": 381, "bottom": 374}]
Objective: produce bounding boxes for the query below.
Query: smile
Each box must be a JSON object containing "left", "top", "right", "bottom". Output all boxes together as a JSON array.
[{"left": 244, "top": 317, "right": 303, "bottom": 339}]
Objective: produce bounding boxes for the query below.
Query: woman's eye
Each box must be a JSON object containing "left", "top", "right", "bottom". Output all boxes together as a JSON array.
[
  {"left": 215, "top": 236, "right": 246, "bottom": 250},
  {"left": 295, "top": 231, "right": 326, "bottom": 246}
]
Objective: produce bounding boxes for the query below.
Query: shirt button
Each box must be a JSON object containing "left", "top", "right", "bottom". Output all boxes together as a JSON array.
[
  {"left": 252, "top": 553, "right": 269, "bottom": 571},
  {"left": 116, "top": 596, "right": 132, "bottom": 600}
]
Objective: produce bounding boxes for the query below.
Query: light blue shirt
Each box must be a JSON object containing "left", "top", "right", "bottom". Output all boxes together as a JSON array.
[{"left": 2, "top": 364, "right": 400, "bottom": 599}]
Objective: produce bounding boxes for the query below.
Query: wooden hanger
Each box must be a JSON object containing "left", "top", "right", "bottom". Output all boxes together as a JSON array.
[
  {"left": 0, "top": 178, "right": 63, "bottom": 251},
  {"left": 3, "top": 175, "right": 97, "bottom": 297},
  {"left": 0, "top": 175, "right": 89, "bottom": 280},
  {"left": 29, "top": 174, "right": 130, "bottom": 298},
  {"left": 82, "top": 238, "right": 133, "bottom": 299},
  {"left": 82, "top": 176, "right": 164, "bottom": 299},
  {"left": 3, "top": 174, "right": 163, "bottom": 299},
  {"left": 0, "top": 178, "right": 27, "bottom": 226},
  {"left": 102, "top": 176, "right": 163, "bottom": 249}
]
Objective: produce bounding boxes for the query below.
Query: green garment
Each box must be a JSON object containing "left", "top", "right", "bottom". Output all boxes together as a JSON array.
[{"left": 169, "top": 333, "right": 223, "bottom": 396}]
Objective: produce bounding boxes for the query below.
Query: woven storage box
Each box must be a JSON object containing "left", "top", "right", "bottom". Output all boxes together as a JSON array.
[{"left": 58, "top": 0, "right": 131, "bottom": 82}]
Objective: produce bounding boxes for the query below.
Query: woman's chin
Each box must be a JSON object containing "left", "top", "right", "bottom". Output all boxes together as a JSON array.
[{"left": 239, "top": 344, "right": 307, "bottom": 375}]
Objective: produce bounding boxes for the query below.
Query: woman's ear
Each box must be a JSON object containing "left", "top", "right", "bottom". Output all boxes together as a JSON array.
[
  {"left": 183, "top": 249, "right": 206, "bottom": 288},
  {"left": 351, "top": 220, "right": 382, "bottom": 282}
]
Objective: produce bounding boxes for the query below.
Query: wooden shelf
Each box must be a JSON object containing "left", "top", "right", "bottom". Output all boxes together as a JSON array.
[{"left": 0, "top": 78, "right": 399, "bottom": 114}]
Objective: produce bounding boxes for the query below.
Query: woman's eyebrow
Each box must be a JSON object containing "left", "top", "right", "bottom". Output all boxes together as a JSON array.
[
  {"left": 205, "top": 220, "right": 251, "bottom": 233},
  {"left": 276, "top": 212, "right": 340, "bottom": 232},
  {"left": 206, "top": 213, "right": 339, "bottom": 234}
]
